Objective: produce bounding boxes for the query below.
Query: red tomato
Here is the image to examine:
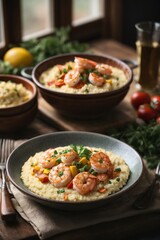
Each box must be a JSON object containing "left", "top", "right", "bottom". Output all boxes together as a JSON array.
[
  {"left": 131, "top": 91, "right": 151, "bottom": 109},
  {"left": 67, "top": 180, "right": 73, "bottom": 189},
  {"left": 151, "top": 95, "right": 160, "bottom": 112},
  {"left": 156, "top": 116, "right": 160, "bottom": 124},
  {"left": 38, "top": 174, "right": 49, "bottom": 183},
  {"left": 137, "top": 104, "right": 157, "bottom": 122},
  {"left": 55, "top": 79, "right": 65, "bottom": 87},
  {"left": 47, "top": 80, "right": 55, "bottom": 86}
]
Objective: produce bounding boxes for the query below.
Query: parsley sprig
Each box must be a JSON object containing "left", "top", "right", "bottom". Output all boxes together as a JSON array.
[
  {"left": 110, "top": 122, "right": 160, "bottom": 169},
  {"left": 70, "top": 144, "right": 91, "bottom": 160}
]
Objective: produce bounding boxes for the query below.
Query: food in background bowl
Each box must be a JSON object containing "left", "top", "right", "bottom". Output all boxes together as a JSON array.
[
  {"left": 0, "top": 75, "right": 37, "bottom": 116},
  {"left": 0, "top": 80, "right": 32, "bottom": 108},
  {"left": 32, "top": 53, "right": 133, "bottom": 118},
  {"left": 39, "top": 57, "right": 128, "bottom": 94},
  {"left": 21, "top": 144, "right": 130, "bottom": 202},
  {"left": 0, "top": 74, "right": 38, "bottom": 133}
]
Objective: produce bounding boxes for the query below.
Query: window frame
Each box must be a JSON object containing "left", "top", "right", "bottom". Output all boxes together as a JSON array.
[
  {"left": 21, "top": 0, "right": 54, "bottom": 41},
  {"left": 0, "top": 0, "right": 122, "bottom": 57}
]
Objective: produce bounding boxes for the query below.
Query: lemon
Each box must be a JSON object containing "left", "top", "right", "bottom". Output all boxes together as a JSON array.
[{"left": 4, "top": 47, "right": 33, "bottom": 67}]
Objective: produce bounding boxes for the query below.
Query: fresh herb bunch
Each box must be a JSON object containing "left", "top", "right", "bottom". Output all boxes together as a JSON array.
[
  {"left": 0, "top": 27, "right": 88, "bottom": 74},
  {"left": 0, "top": 61, "right": 22, "bottom": 75},
  {"left": 21, "top": 27, "right": 88, "bottom": 64},
  {"left": 110, "top": 122, "right": 160, "bottom": 169}
]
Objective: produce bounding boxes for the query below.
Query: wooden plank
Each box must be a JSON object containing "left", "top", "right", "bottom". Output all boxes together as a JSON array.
[
  {"left": 90, "top": 39, "right": 137, "bottom": 60},
  {"left": 38, "top": 90, "right": 136, "bottom": 133},
  {"left": 50, "top": 213, "right": 160, "bottom": 240},
  {"left": 0, "top": 215, "right": 38, "bottom": 240}
]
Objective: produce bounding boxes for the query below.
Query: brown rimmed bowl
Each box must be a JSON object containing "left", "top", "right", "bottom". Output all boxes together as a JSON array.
[
  {"left": 0, "top": 74, "right": 38, "bottom": 132},
  {"left": 32, "top": 53, "right": 133, "bottom": 119}
]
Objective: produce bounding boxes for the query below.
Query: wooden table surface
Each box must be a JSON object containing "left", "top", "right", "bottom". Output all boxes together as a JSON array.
[{"left": 1, "top": 40, "right": 160, "bottom": 240}]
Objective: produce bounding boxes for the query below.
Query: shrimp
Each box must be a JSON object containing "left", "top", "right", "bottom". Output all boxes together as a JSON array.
[
  {"left": 97, "top": 173, "right": 109, "bottom": 182},
  {"left": 74, "top": 57, "right": 97, "bottom": 72},
  {"left": 61, "top": 149, "right": 79, "bottom": 166},
  {"left": 39, "top": 149, "right": 57, "bottom": 169},
  {"left": 49, "top": 163, "right": 72, "bottom": 188},
  {"left": 88, "top": 72, "right": 105, "bottom": 86},
  {"left": 95, "top": 64, "right": 112, "bottom": 75},
  {"left": 90, "top": 152, "right": 113, "bottom": 176},
  {"left": 64, "top": 69, "right": 80, "bottom": 87},
  {"left": 73, "top": 172, "right": 97, "bottom": 195}
]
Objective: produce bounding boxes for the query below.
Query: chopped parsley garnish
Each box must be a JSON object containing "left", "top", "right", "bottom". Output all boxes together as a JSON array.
[
  {"left": 115, "top": 167, "right": 121, "bottom": 172},
  {"left": 51, "top": 150, "right": 58, "bottom": 157},
  {"left": 103, "top": 75, "right": 110, "bottom": 79},
  {"left": 85, "top": 69, "right": 93, "bottom": 74},
  {"left": 54, "top": 150, "right": 58, "bottom": 155},
  {"left": 63, "top": 68, "right": 68, "bottom": 73},
  {"left": 70, "top": 144, "right": 91, "bottom": 160},
  {"left": 94, "top": 70, "right": 101, "bottom": 76},
  {"left": 58, "top": 171, "right": 63, "bottom": 177},
  {"left": 89, "top": 169, "right": 98, "bottom": 175},
  {"left": 116, "top": 177, "right": 120, "bottom": 182},
  {"left": 79, "top": 74, "right": 87, "bottom": 82},
  {"left": 84, "top": 89, "right": 89, "bottom": 93},
  {"left": 99, "top": 158, "right": 103, "bottom": 163},
  {"left": 56, "top": 158, "right": 62, "bottom": 163},
  {"left": 67, "top": 65, "right": 72, "bottom": 70},
  {"left": 62, "top": 149, "right": 72, "bottom": 154},
  {"left": 72, "top": 161, "right": 83, "bottom": 169},
  {"left": 79, "top": 164, "right": 90, "bottom": 172},
  {"left": 57, "top": 189, "right": 65, "bottom": 194},
  {"left": 79, "top": 148, "right": 91, "bottom": 159}
]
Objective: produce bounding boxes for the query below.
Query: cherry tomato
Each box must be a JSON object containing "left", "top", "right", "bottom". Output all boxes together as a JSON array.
[
  {"left": 131, "top": 91, "right": 151, "bottom": 109},
  {"left": 156, "top": 116, "right": 160, "bottom": 124},
  {"left": 151, "top": 95, "right": 160, "bottom": 112},
  {"left": 137, "top": 104, "right": 157, "bottom": 122}
]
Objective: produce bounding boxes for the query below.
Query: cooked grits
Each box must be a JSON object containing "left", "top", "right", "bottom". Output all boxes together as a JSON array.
[
  {"left": 39, "top": 57, "right": 128, "bottom": 94},
  {"left": 0, "top": 80, "right": 32, "bottom": 108},
  {"left": 21, "top": 145, "right": 130, "bottom": 202}
]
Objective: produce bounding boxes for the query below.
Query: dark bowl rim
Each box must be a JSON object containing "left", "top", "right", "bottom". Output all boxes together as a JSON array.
[
  {"left": 0, "top": 74, "right": 38, "bottom": 111},
  {"left": 32, "top": 52, "right": 133, "bottom": 97},
  {"left": 6, "top": 131, "right": 144, "bottom": 207}
]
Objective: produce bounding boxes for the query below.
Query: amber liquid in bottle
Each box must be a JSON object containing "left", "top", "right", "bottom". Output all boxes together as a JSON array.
[{"left": 136, "top": 40, "right": 160, "bottom": 90}]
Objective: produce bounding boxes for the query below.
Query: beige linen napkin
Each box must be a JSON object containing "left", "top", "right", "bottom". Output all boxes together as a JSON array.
[{"left": 10, "top": 165, "right": 160, "bottom": 240}]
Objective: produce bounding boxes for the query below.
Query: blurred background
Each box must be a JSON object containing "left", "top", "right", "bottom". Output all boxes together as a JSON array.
[{"left": 0, "top": 0, "right": 160, "bottom": 56}]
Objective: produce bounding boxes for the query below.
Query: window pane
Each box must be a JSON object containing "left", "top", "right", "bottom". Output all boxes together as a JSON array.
[
  {"left": 0, "top": 0, "right": 4, "bottom": 47},
  {"left": 21, "top": 0, "right": 54, "bottom": 40},
  {"left": 72, "top": 0, "right": 104, "bottom": 26}
]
